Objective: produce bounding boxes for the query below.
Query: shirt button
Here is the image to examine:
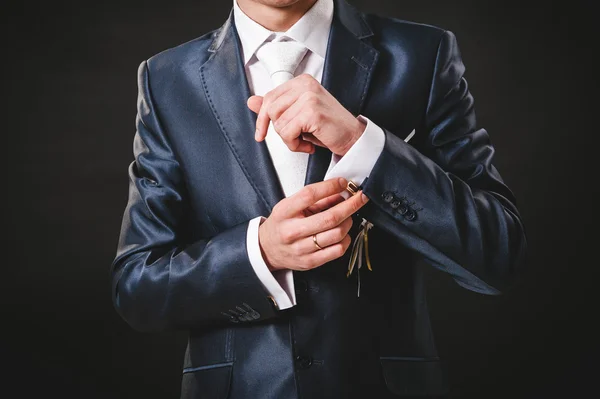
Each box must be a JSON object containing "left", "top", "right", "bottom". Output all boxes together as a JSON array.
[
  {"left": 296, "top": 355, "right": 313, "bottom": 369},
  {"left": 381, "top": 191, "right": 395, "bottom": 203}
]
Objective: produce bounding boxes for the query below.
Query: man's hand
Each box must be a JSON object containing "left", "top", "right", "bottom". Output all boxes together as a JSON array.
[
  {"left": 247, "top": 74, "right": 367, "bottom": 156},
  {"left": 258, "top": 177, "right": 369, "bottom": 272}
]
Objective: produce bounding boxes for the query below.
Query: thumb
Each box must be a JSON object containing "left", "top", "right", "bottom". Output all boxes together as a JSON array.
[{"left": 247, "top": 95, "right": 263, "bottom": 114}]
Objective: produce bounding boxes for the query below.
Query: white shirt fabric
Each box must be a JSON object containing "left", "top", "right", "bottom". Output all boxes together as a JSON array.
[{"left": 234, "top": 0, "right": 385, "bottom": 309}]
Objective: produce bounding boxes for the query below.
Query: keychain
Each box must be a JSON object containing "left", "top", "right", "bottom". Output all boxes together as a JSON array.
[{"left": 343, "top": 129, "right": 415, "bottom": 297}]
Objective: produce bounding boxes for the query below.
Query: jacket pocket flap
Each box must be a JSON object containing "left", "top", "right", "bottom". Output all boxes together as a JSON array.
[
  {"left": 181, "top": 362, "right": 233, "bottom": 399},
  {"left": 379, "top": 357, "right": 448, "bottom": 396}
]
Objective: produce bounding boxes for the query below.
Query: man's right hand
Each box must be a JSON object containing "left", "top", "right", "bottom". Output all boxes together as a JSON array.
[{"left": 258, "top": 177, "right": 370, "bottom": 272}]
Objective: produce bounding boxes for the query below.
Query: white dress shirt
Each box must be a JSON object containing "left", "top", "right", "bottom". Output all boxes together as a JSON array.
[{"left": 234, "top": 0, "right": 385, "bottom": 309}]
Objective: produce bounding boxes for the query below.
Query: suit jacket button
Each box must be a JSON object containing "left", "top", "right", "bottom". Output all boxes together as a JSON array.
[
  {"left": 381, "top": 191, "right": 395, "bottom": 203},
  {"left": 296, "top": 355, "right": 313, "bottom": 369},
  {"left": 404, "top": 209, "right": 417, "bottom": 221},
  {"left": 390, "top": 199, "right": 401, "bottom": 209},
  {"left": 397, "top": 204, "right": 409, "bottom": 215}
]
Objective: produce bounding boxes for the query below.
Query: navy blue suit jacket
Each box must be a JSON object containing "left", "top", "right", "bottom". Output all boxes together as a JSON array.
[{"left": 110, "top": 0, "right": 527, "bottom": 397}]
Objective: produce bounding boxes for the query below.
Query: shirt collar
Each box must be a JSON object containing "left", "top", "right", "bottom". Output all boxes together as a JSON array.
[{"left": 233, "top": 0, "right": 334, "bottom": 65}]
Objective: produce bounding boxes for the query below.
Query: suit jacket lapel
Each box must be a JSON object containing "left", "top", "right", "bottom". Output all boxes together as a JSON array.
[
  {"left": 200, "top": 0, "right": 379, "bottom": 213},
  {"left": 200, "top": 11, "right": 284, "bottom": 214},
  {"left": 304, "top": 0, "right": 380, "bottom": 185}
]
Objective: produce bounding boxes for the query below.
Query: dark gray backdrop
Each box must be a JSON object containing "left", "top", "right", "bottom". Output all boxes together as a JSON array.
[{"left": 4, "top": 0, "right": 597, "bottom": 397}]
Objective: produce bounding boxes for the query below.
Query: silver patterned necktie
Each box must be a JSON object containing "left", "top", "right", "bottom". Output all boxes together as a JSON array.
[{"left": 255, "top": 35, "right": 310, "bottom": 197}]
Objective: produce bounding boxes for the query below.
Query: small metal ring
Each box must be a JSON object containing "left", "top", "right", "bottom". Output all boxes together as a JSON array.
[{"left": 313, "top": 234, "right": 324, "bottom": 250}]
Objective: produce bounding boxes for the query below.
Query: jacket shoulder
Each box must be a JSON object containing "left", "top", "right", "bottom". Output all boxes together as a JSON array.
[
  {"left": 365, "top": 13, "right": 448, "bottom": 49},
  {"left": 142, "top": 28, "right": 218, "bottom": 77}
]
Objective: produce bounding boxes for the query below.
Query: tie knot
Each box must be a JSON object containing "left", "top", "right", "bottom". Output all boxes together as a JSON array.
[{"left": 255, "top": 37, "right": 308, "bottom": 86}]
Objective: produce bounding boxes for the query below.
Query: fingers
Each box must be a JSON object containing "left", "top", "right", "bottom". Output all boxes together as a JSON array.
[
  {"left": 270, "top": 88, "right": 303, "bottom": 130},
  {"left": 301, "top": 133, "right": 326, "bottom": 148},
  {"left": 301, "top": 234, "right": 352, "bottom": 270},
  {"left": 272, "top": 90, "right": 307, "bottom": 135},
  {"left": 305, "top": 193, "right": 345, "bottom": 215},
  {"left": 298, "top": 189, "right": 368, "bottom": 237},
  {"left": 247, "top": 95, "right": 263, "bottom": 115},
  {"left": 254, "top": 84, "right": 293, "bottom": 142},
  {"left": 300, "top": 216, "right": 353, "bottom": 254},
  {"left": 278, "top": 177, "right": 347, "bottom": 219},
  {"left": 251, "top": 74, "right": 320, "bottom": 143},
  {"left": 277, "top": 92, "right": 317, "bottom": 151},
  {"left": 267, "top": 89, "right": 315, "bottom": 153},
  {"left": 291, "top": 136, "right": 315, "bottom": 154}
]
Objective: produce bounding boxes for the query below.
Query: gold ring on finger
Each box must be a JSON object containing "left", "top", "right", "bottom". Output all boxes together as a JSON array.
[{"left": 313, "top": 233, "right": 324, "bottom": 250}]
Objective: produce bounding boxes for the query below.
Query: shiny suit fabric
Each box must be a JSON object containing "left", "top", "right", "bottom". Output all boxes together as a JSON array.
[{"left": 110, "top": 0, "right": 527, "bottom": 397}]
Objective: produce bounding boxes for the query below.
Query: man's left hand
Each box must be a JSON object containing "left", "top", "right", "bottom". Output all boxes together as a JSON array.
[{"left": 247, "top": 73, "right": 366, "bottom": 156}]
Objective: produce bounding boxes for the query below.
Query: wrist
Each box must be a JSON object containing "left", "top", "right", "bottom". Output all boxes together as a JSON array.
[
  {"left": 258, "top": 221, "right": 280, "bottom": 272},
  {"left": 337, "top": 116, "right": 367, "bottom": 156}
]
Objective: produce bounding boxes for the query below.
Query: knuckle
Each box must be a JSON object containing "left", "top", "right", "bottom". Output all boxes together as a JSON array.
[
  {"left": 272, "top": 104, "right": 286, "bottom": 121},
  {"left": 263, "top": 91, "right": 273, "bottom": 103},
  {"left": 272, "top": 200, "right": 286, "bottom": 215},
  {"left": 300, "top": 73, "right": 313, "bottom": 84},
  {"left": 271, "top": 201, "right": 280, "bottom": 213},
  {"left": 312, "top": 110, "right": 323, "bottom": 123},
  {"left": 300, "top": 91, "right": 314, "bottom": 101},
  {"left": 300, "top": 258, "right": 314, "bottom": 270},
  {"left": 267, "top": 106, "right": 278, "bottom": 122},
  {"left": 346, "top": 217, "right": 354, "bottom": 230},
  {"left": 307, "top": 78, "right": 320, "bottom": 91},
  {"left": 279, "top": 133, "right": 291, "bottom": 144},
  {"left": 353, "top": 195, "right": 366, "bottom": 210},
  {"left": 334, "top": 226, "right": 346, "bottom": 242},
  {"left": 343, "top": 235, "right": 352, "bottom": 250},
  {"left": 331, "top": 244, "right": 345, "bottom": 258},
  {"left": 300, "top": 186, "right": 316, "bottom": 204},
  {"left": 327, "top": 178, "right": 340, "bottom": 191},
  {"left": 280, "top": 229, "right": 295, "bottom": 244},
  {"left": 273, "top": 117, "right": 285, "bottom": 131},
  {"left": 284, "top": 138, "right": 297, "bottom": 150},
  {"left": 321, "top": 213, "right": 337, "bottom": 229},
  {"left": 339, "top": 218, "right": 352, "bottom": 234},
  {"left": 294, "top": 224, "right": 307, "bottom": 239},
  {"left": 290, "top": 140, "right": 302, "bottom": 152},
  {"left": 306, "top": 91, "right": 319, "bottom": 105},
  {"left": 290, "top": 241, "right": 303, "bottom": 256}
]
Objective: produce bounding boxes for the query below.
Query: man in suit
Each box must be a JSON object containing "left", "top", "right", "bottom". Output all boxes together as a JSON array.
[{"left": 110, "top": 0, "right": 527, "bottom": 397}]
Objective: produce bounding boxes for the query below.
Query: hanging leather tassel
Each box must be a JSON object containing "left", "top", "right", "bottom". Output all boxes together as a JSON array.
[{"left": 347, "top": 217, "right": 374, "bottom": 297}]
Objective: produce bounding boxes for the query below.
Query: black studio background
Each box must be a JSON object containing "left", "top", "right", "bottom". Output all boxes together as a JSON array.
[{"left": 3, "top": 0, "right": 598, "bottom": 397}]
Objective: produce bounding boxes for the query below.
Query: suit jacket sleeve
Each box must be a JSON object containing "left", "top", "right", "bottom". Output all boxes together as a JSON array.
[
  {"left": 358, "top": 30, "right": 527, "bottom": 294},
  {"left": 110, "top": 60, "right": 280, "bottom": 332}
]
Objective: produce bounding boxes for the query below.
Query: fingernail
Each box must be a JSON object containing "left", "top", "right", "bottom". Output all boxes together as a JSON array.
[
  {"left": 338, "top": 177, "right": 347, "bottom": 187},
  {"left": 361, "top": 192, "right": 369, "bottom": 203}
]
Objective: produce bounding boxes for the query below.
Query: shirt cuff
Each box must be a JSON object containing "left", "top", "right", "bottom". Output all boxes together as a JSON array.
[
  {"left": 246, "top": 216, "right": 296, "bottom": 309},
  {"left": 324, "top": 115, "right": 385, "bottom": 199}
]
